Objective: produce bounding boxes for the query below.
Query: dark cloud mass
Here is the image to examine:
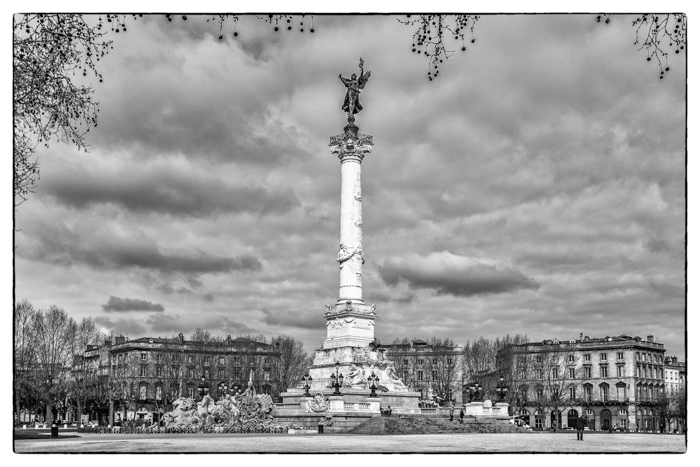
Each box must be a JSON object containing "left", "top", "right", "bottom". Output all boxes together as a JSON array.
[
  {"left": 102, "top": 295, "right": 165, "bottom": 312},
  {"left": 378, "top": 251, "right": 540, "bottom": 297},
  {"left": 43, "top": 164, "right": 300, "bottom": 218},
  {"left": 12, "top": 15, "right": 685, "bottom": 357}
]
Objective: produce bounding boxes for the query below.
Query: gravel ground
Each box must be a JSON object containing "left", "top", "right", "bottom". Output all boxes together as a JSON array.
[{"left": 14, "top": 432, "right": 686, "bottom": 454}]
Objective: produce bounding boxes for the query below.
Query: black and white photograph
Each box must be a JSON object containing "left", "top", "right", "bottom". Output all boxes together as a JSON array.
[{"left": 11, "top": 6, "right": 687, "bottom": 455}]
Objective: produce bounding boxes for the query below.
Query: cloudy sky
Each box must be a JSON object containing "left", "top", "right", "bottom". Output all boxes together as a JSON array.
[{"left": 13, "top": 13, "right": 686, "bottom": 357}]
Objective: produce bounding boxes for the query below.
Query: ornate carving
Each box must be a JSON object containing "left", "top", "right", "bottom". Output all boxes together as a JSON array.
[
  {"left": 370, "top": 304, "right": 377, "bottom": 314},
  {"left": 324, "top": 304, "right": 333, "bottom": 315},
  {"left": 307, "top": 393, "right": 331, "bottom": 413},
  {"left": 345, "top": 363, "right": 368, "bottom": 388},
  {"left": 327, "top": 320, "right": 344, "bottom": 329},
  {"left": 344, "top": 300, "right": 353, "bottom": 312}
]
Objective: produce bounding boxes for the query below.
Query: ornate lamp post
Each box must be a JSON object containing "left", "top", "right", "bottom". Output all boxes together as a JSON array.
[
  {"left": 495, "top": 376, "right": 509, "bottom": 402},
  {"left": 217, "top": 381, "right": 228, "bottom": 398},
  {"left": 368, "top": 372, "right": 380, "bottom": 398},
  {"left": 467, "top": 381, "right": 483, "bottom": 402},
  {"left": 329, "top": 361, "right": 344, "bottom": 396},
  {"left": 197, "top": 375, "right": 210, "bottom": 400},
  {"left": 301, "top": 372, "right": 313, "bottom": 397}
]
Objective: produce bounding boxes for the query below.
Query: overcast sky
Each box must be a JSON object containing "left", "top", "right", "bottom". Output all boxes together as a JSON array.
[{"left": 13, "top": 13, "right": 686, "bottom": 357}]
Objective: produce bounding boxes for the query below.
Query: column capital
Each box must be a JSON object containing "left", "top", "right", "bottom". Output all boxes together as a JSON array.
[{"left": 329, "top": 124, "right": 373, "bottom": 162}]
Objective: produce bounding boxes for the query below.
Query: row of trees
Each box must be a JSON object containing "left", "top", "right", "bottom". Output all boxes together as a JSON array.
[
  {"left": 14, "top": 299, "right": 102, "bottom": 423},
  {"left": 13, "top": 299, "right": 312, "bottom": 425}
]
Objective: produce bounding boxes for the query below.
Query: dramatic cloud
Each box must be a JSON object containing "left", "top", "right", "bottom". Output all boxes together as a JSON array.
[
  {"left": 94, "top": 315, "right": 148, "bottom": 336},
  {"left": 260, "top": 308, "right": 326, "bottom": 331},
  {"left": 102, "top": 295, "right": 165, "bottom": 313},
  {"left": 378, "top": 251, "right": 540, "bottom": 297},
  {"left": 12, "top": 14, "right": 685, "bottom": 357}
]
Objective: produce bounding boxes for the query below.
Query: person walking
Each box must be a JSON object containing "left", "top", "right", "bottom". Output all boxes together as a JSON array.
[
  {"left": 449, "top": 401, "right": 455, "bottom": 422},
  {"left": 576, "top": 414, "right": 586, "bottom": 441},
  {"left": 459, "top": 408, "right": 465, "bottom": 424}
]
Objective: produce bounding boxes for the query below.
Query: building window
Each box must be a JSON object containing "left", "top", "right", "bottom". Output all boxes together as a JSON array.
[
  {"left": 568, "top": 368, "right": 575, "bottom": 379},
  {"left": 418, "top": 359, "right": 424, "bottom": 366},
  {"left": 173, "top": 354, "right": 179, "bottom": 362},
  {"left": 642, "top": 353, "right": 646, "bottom": 362},
  {"left": 584, "top": 408, "right": 594, "bottom": 419},
  {"left": 447, "top": 358, "right": 453, "bottom": 364},
  {"left": 188, "top": 368, "right": 194, "bottom": 379},
  {"left": 536, "top": 389, "right": 543, "bottom": 400},
  {"left": 139, "top": 384, "right": 147, "bottom": 400},
  {"left": 417, "top": 371, "right": 424, "bottom": 381},
  {"left": 600, "top": 385, "right": 609, "bottom": 402},
  {"left": 156, "top": 366, "right": 163, "bottom": 377},
  {"left": 568, "top": 355, "right": 575, "bottom": 364},
  {"left": 537, "top": 369, "right": 543, "bottom": 380},
  {"left": 218, "top": 368, "right": 225, "bottom": 379},
  {"left": 263, "top": 369, "right": 270, "bottom": 381},
  {"left": 569, "top": 387, "right": 576, "bottom": 399},
  {"left": 433, "top": 358, "right": 438, "bottom": 365},
  {"left": 600, "top": 366, "right": 608, "bottom": 378},
  {"left": 536, "top": 356, "right": 542, "bottom": 363},
  {"left": 600, "top": 353, "right": 607, "bottom": 361},
  {"left": 204, "top": 369, "right": 210, "bottom": 379},
  {"left": 140, "top": 366, "right": 147, "bottom": 377},
  {"left": 156, "top": 354, "right": 162, "bottom": 363},
  {"left": 584, "top": 386, "right": 592, "bottom": 402},
  {"left": 188, "top": 355, "right": 193, "bottom": 363},
  {"left": 617, "top": 352, "right": 624, "bottom": 360},
  {"left": 233, "top": 368, "right": 241, "bottom": 380},
  {"left": 172, "top": 365, "right": 179, "bottom": 376},
  {"left": 584, "top": 354, "right": 591, "bottom": 362},
  {"left": 187, "top": 386, "right": 195, "bottom": 398},
  {"left": 403, "top": 359, "right": 409, "bottom": 366},
  {"left": 432, "top": 370, "right": 438, "bottom": 380},
  {"left": 616, "top": 385, "right": 625, "bottom": 401},
  {"left": 552, "top": 388, "right": 559, "bottom": 400},
  {"left": 403, "top": 370, "right": 409, "bottom": 381},
  {"left": 617, "top": 366, "right": 624, "bottom": 377},
  {"left": 520, "top": 370, "right": 526, "bottom": 380},
  {"left": 552, "top": 368, "right": 558, "bottom": 379},
  {"left": 204, "top": 357, "right": 211, "bottom": 365},
  {"left": 141, "top": 353, "right": 147, "bottom": 361},
  {"left": 584, "top": 367, "right": 591, "bottom": 378},
  {"left": 619, "top": 419, "right": 628, "bottom": 430},
  {"left": 156, "top": 385, "right": 162, "bottom": 400},
  {"left": 219, "top": 356, "right": 225, "bottom": 365}
]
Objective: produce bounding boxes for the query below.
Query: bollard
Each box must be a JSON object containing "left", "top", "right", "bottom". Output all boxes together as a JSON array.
[
  {"left": 51, "top": 423, "right": 58, "bottom": 438},
  {"left": 64, "top": 424, "right": 68, "bottom": 429},
  {"left": 22, "top": 425, "right": 26, "bottom": 430}
]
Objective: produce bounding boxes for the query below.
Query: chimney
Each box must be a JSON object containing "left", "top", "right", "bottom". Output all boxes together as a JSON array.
[
  {"left": 647, "top": 335, "right": 654, "bottom": 342},
  {"left": 673, "top": 356, "right": 677, "bottom": 364}
]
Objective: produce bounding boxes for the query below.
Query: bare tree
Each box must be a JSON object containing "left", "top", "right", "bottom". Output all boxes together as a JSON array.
[
  {"left": 271, "top": 335, "right": 309, "bottom": 391},
  {"left": 32, "top": 305, "right": 76, "bottom": 423},
  {"left": 14, "top": 299, "right": 38, "bottom": 424}
]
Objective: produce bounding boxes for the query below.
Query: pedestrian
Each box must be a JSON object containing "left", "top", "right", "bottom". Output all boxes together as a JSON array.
[
  {"left": 576, "top": 414, "right": 586, "bottom": 441},
  {"left": 449, "top": 401, "right": 455, "bottom": 422},
  {"left": 387, "top": 405, "right": 392, "bottom": 416},
  {"left": 459, "top": 408, "right": 464, "bottom": 423}
]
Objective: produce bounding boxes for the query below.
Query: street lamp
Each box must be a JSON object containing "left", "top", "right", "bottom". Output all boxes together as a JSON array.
[
  {"left": 197, "top": 375, "right": 210, "bottom": 400},
  {"left": 329, "top": 361, "right": 344, "bottom": 395},
  {"left": 217, "top": 381, "right": 228, "bottom": 398},
  {"left": 301, "top": 372, "right": 313, "bottom": 397},
  {"left": 495, "top": 376, "right": 509, "bottom": 402},
  {"left": 467, "top": 381, "right": 483, "bottom": 402},
  {"left": 368, "top": 372, "right": 380, "bottom": 398}
]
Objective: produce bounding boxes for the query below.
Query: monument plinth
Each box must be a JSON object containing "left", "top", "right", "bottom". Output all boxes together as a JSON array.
[{"left": 280, "top": 60, "right": 420, "bottom": 413}]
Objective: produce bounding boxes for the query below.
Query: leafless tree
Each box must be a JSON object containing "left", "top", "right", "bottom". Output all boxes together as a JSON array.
[
  {"left": 14, "top": 299, "right": 38, "bottom": 424},
  {"left": 270, "top": 335, "right": 309, "bottom": 391}
]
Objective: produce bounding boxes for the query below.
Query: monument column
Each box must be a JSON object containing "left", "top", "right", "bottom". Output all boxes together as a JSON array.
[{"left": 334, "top": 123, "right": 371, "bottom": 303}]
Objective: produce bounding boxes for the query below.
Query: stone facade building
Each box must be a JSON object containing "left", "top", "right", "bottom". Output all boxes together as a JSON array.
[
  {"left": 74, "top": 333, "right": 281, "bottom": 425},
  {"left": 380, "top": 339, "right": 464, "bottom": 404},
  {"left": 663, "top": 355, "right": 686, "bottom": 433},
  {"left": 496, "top": 333, "right": 666, "bottom": 432}
]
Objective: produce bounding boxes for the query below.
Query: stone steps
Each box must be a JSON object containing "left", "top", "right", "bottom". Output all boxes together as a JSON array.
[{"left": 348, "top": 415, "right": 529, "bottom": 435}]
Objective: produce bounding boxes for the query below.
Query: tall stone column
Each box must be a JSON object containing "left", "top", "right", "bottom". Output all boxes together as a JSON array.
[{"left": 335, "top": 123, "right": 369, "bottom": 303}]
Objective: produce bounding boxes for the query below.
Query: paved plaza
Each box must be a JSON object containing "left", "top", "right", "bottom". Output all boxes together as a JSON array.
[{"left": 14, "top": 431, "right": 685, "bottom": 454}]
